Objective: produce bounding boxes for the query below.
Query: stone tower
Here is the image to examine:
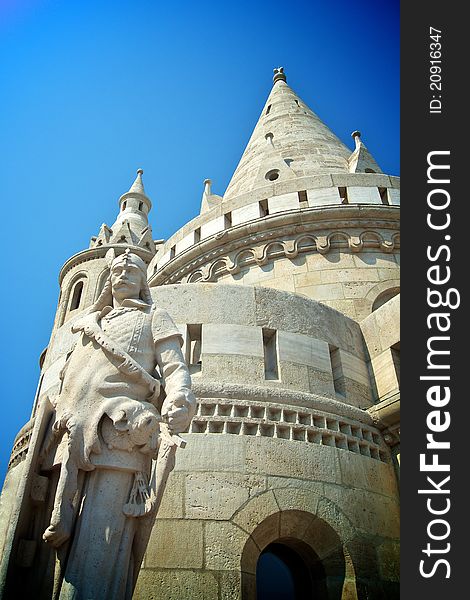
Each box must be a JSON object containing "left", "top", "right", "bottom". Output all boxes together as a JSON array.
[{"left": 0, "top": 68, "right": 400, "bottom": 599}]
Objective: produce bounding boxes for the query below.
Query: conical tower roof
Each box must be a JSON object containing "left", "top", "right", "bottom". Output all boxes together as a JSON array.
[
  {"left": 90, "top": 169, "right": 155, "bottom": 253},
  {"left": 224, "top": 68, "right": 351, "bottom": 200},
  {"left": 119, "top": 168, "right": 151, "bottom": 206}
]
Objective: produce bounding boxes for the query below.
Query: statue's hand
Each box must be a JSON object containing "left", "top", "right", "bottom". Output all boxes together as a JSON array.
[{"left": 161, "top": 392, "right": 190, "bottom": 434}]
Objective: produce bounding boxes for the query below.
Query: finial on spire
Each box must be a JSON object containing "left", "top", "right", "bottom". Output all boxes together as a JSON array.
[
  {"left": 203, "top": 179, "right": 212, "bottom": 195},
  {"left": 273, "top": 67, "right": 286, "bottom": 84},
  {"left": 351, "top": 130, "right": 362, "bottom": 150},
  {"left": 137, "top": 168, "right": 144, "bottom": 175}
]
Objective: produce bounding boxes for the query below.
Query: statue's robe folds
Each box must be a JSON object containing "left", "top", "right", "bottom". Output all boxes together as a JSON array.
[{"left": 40, "top": 298, "right": 192, "bottom": 600}]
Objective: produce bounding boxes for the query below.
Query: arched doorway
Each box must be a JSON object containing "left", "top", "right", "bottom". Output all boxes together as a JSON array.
[
  {"left": 242, "top": 510, "right": 347, "bottom": 600},
  {"left": 256, "top": 539, "right": 328, "bottom": 599}
]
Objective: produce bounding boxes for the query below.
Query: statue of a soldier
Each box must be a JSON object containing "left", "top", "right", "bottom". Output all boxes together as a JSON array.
[{"left": 38, "top": 248, "right": 196, "bottom": 599}]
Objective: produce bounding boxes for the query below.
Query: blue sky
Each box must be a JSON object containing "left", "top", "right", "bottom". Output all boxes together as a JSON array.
[{"left": 0, "top": 0, "right": 399, "bottom": 481}]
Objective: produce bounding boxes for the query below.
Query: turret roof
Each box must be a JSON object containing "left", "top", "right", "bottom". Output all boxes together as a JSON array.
[
  {"left": 90, "top": 170, "right": 155, "bottom": 255},
  {"left": 223, "top": 68, "right": 352, "bottom": 200}
]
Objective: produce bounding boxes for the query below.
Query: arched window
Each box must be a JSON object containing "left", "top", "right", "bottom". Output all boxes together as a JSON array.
[{"left": 70, "top": 280, "right": 84, "bottom": 311}]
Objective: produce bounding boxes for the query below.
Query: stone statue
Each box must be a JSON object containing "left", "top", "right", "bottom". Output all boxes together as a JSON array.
[{"left": 38, "top": 248, "right": 196, "bottom": 599}]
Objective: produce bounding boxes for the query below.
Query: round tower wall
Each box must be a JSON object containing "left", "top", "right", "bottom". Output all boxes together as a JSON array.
[
  {"left": 151, "top": 284, "right": 374, "bottom": 409},
  {"left": 132, "top": 283, "right": 400, "bottom": 599}
]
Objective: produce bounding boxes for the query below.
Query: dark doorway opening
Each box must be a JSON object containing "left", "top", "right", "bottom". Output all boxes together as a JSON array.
[{"left": 256, "top": 541, "right": 326, "bottom": 600}]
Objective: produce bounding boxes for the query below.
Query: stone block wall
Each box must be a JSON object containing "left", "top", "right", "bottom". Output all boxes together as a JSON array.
[
  {"left": 216, "top": 249, "right": 399, "bottom": 321},
  {"left": 135, "top": 434, "right": 400, "bottom": 599},
  {"left": 131, "top": 284, "right": 400, "bottom": 598},
  {"left": 153, "top": 284, "right": 373, "bottom": 409},
  {"left": 361, "top": 294, "right": 400, "bottom": 402}
]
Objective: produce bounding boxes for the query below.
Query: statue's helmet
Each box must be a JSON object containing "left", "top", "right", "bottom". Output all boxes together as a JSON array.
[{"left": 108, "top": 248, "right": 147, "bottom": 278}]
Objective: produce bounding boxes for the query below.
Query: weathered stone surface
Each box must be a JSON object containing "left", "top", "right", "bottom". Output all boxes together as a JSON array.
[
  {"left": 205, "top": 521, "right": 256, "bottom": 572},
  {"left": 146, "top": 520, "right": 204, "bottom": 568},
  {"left": 273, "top": 255, "right": 308, "bottom": 278},
  {"left": 155, "top": 472, "right": 185, "bottom": 519},
  {"left": 276, "top": 361, "right": 310, "bottom": 393},
  {"left": 185, "top": 473, "right": 266, "bottom": 520},
  {"left": 278, "top": 509, "right": 316, "bottom": 540},
  {"left": 353, "top": 252, "right": 398, "bottom": 269},
  {"left": 362, "top": 459, "right": 399, "bottom": 498},
  {"left": 152, "top": 283, "right": 257, "bottom": 327},
  {"left": 316, "top": 497, "right": 356, "bottom": 544},
  {"left": 321, "top": 268, "right": 379, "bottom": 284},
  {"left": 272, "top": 482, "right": 322, "bottom": 516},
  {"left": 200, "top": 215, "right": 226, "bottom": 240},
  {"left": 203, "top": 323, "right": 264, "bottom": 357},
  {"left": 218, "top": 570, "right": 242, "bottom": 600},
  {"left": 331, "top": 173, "right": 391, "bottom": 188},
  {"left": 232, "top": 490, "right": 279, "bottom": 534},
  {"left": 245, "top": 437, "right": 342, "bottom": 483},
  {"left": 361, "top": 294, "right": 400, "bottom": 359},
  {"left": 231, "top": 202, "right": 263, "bottom": 226},
  {"left": 306, "top": 365, "right": 337, "bottom": 396},
  {"left": 246, "top": 511, "right": 280, "bottom": 551},
  {"left": 307, "top": 186, "right": 341, "bottom": 206},
  {"left": 294, "top": 270, "right": 323, "bottom": 287},
  {"left": 0, "top": 463, "right": 25, "bottom": 560},
  {"left": 202, "top": 354, "right": 265, "bottom": 385},
  {"left": 278, "top": 331, "right": 330, "bottom": 371},
  {"left": 267, "top": 191, "right": 299, "bottom": 213},
  {"left": 371, "top": 350, "right": 399, "bottom": 398},
  {"left": 323, "top": 484, "right": 400, "bottom": 539},
  {"left": 174, "top": 434, "right": 247, "bottom": 473},
  {"left": 134, "top": 569, "right": 219, "bottom": 600},
  {"left": 347, "top": 186, "right": 383, "bottom": 204},
  {"left": 253, "top": 286, "right": 365, "bottom": 354},
  {"left": 242, "top": 263, "right": 276, "bottom": 284},
  {"left": 337, "top": 377, "right": 372, "bottom": 409}
]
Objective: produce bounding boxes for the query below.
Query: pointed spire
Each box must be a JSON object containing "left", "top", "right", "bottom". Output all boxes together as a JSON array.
[
  {"left": 127, "top": 168, "right": 146, "bottom": 195},
  {"left": 118, "top": 168, "right": 152, "bottom": 211},
  {"left": 90, "top": 170, "right": 156, "bottom": 255},
  {"left": 107, "top": 169, "right": 155, "bottom": 252},
  {"left": 223, "top": 69, "right": 351, "bottom": 200},
  {"left": 348, "top": 131, "right": 383, "bottom": 174}
]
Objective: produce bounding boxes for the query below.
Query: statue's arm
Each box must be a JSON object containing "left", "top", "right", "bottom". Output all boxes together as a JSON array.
[{"left": 155, "top": 337, "right": 196, "bottom": 433}]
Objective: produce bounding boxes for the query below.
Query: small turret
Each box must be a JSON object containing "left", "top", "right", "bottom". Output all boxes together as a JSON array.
[
  {"left": 200, "top": 178, "right": 223, "bottom": 214},
  {"left": 55, "top": 170, "right": 157, "bottom": 332},
  {"left": 348, "top": 130, "right": 383, "bottom": 174},
  {"left": 92, "top": 169, "right": 155, "bottom": 251}
]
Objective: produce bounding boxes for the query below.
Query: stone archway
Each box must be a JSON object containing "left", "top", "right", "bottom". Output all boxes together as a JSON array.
[{"left": 241, "top": 510, "right": 351, "bottom": 600}]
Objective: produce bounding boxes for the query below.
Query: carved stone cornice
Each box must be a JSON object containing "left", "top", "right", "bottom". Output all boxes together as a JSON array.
[
  {"left": 149, "top": 205, "right": 399, "bottom": 286},
  {"left": 191, "top": 380, "right": 375, "bottom": 426}
]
